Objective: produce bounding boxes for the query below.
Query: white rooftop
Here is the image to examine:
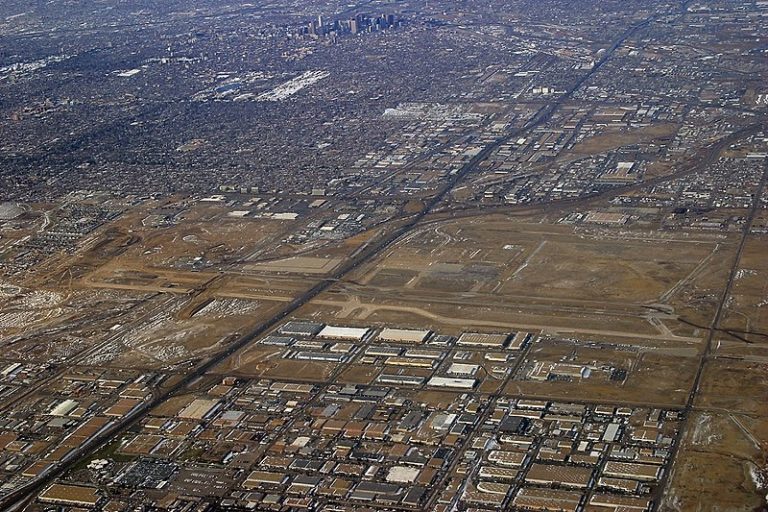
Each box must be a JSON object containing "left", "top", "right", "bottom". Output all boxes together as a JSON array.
[
  {"left": 49, "top": 399, "right": 78, "bottom": 416},
  {"left": 378, "top": 328, "right": 431, "bottom": 343},
  {"left": 386, "top": 466, "right": 420, "bottom": 484},
  {"left": 317, "top": 325, "right": 370, "bottom": 340}
]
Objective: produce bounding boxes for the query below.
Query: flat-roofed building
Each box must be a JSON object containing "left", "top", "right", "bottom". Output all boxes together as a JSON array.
[
  {"left": 330, "top": 342, "right": 355, "bottom": 353},
  {"left": 508, "top": 332, "right": 532, "bottom": 350},
  {"left": 478, "top": 466, "right": 518, "bottom": 481},
  {"left": 598, "top": 477, "right": 638, "bottom": 493},
  {"left": 509, "top": 409, "right": 543, "bottom": 420},
  {"left": 104, "top": 398, "right": 142, "bottom": 417},
  {"left": 485, "top": 352, "right": 511, "bottom": 362},
  {"left": 384, "top": 356, "right": 436, "bottom": 368},
  {"left": 603, "top": 461, "right": 661, "bottom": 481},
  {"left": 403, "top": 348, "right": 443, "bottom": 359},
  {"left": 603, "top": 422, "right": 622, "bottom": 442},
  {"left": 279, "top": 321, "right": 324, "bottom": 337},
  {"left": 525, "top": 463, "right": 593, "bottom": 488},
  {"left": 589, "top": 492, "right": 651, "bottom": 511},
  {"left": 402, "top": 486, "right": 427, "bottom": 507},
  {"left": 463, "top": 491, "right": 504, "bottom": 507},
  {"left": 512, "top": 487, "right": 582, "bottom": 512},
  {"left": 260, "top": 335, "right": 295, "bottom": 346},
  {"left": 488, "top": 450, "right": 526, "bottom": 467},
  {"left": 365, "top": 346, "right": 402, "bottom": 357},
  {"left": 293, "top": 351, "right": 347, "bottom": 362},
  {"left": 447, "top": 363, "right": 479, "bottom": 377},
  {"left": 386, "top": 466, "right": 420, "bottom": 484},
  {"left": 516, "top": 399, "right": 548, "bottom": 410},
  {"left": 270, "top": 382, "right": 314, "bottom": 393},
  {"left": 22, "top": 461, "right": 53, "bottom": 478},
  {"left": 318, "top": 325, "right": 371, "bottom": 341},
  {"left": 584, "top": 211, "right": 630, "bottom": 225},
  {"left": 500, "top": 434, "right": 533, "bottom": 447},
  {"left": 457, "top": 332, "right": 510, "bottom": 347},
  {"left": 293, "top": 340, "right": 326, "bottom": 349},
  {"left": 243, "top": 470, "right": 288, "bottom": 489},
  {"left": 377, "top": 328, "right": 432, "bottom": 343},
  {"left": 463, "top": 482, "right": 510, "bottom": 507},
  {"left": 178, "top": 399, "right": 220, "bottom": 420},
  {"left": 427, "top": 376, "right": 477, "bottom": 389},
  {"left": 39, "top": 484, "right": 101, "bottom": 508},
  {"left": 49, "top": 399, "right": 78, "bottom": 417},
  {"left": 377, "top": 374, "right": 425, "bottom": 386}
]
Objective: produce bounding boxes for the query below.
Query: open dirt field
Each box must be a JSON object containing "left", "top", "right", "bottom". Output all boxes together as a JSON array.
[
  {"left": 695, "top": 359, "right": 768, "bottom": 417},
  {"left": 570, "top": 122, "right": 680, "bottom": 156},
  {"left": 663, "top": 409, "right": 768, "bottom": 511},
  {"left": 213, "top": 343, "right": 338, "bottom": 382},
  {"left": 334, "top": 216, "right": 733, "bottom": 341},
  {"left": 665, "top": 356, "right": 768, "bottom": 511},
  {"left": 718, "top": 236, "right": 768, "bottom": 350}
]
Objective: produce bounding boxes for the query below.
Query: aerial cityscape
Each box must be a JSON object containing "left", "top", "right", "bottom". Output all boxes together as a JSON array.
[{"left": 0, "top": 0, "right": 767, "bottom": 510}]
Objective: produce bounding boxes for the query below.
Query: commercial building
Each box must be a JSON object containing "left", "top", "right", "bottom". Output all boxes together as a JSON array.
[
  {"left": 317, "top": 325, "right": 371, "bottom": 341},
  {"left": 178, "top": 399, "right": 220, "bottom": 420},
  {"left": 39, "top": 484, "right": 101, "bottom": 508},
  {"left": 427, "top": 376, "right": 477, "bottom": 389},
  {"left": 377, "top": 328, "right": 432, "bottom": 343},
  {"left": 525, "top": 463, "right": 593, "bottom": 488},
  {"left": 48, "top": 399, "right": 78, "bottom": 417},
  {"left": 457, "top": 332, "right": 510, "bottom": 348},
  {"left": 279, "top": 321, "right": 324, "bottom": 337}
]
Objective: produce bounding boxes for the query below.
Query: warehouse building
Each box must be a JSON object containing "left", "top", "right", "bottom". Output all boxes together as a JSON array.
[
  {"left": 279, "top": 321, "right": 324, "bottom": 337},
  {"left": 427, "top": 376, "right": 477, "bottom": 389},
  {"left": 525, "top": 463, "right": 593, "bottom": 488},
  {"left": 178, "top": 399, "right": 220, "bottom": 420},
  {"left": 590, "top": 492, "right": 651, "bottom": 510},
  {"left": 39, "top": 484, "right": 101, "bottom": 508},
  {"left": 243, "top": 470, "right": 289, "bottom": 489},
  {"left": 508, "top": 332, "right": 533, "bottom": 350},
  {"left": 365, "top": 346, "right": 402, "bottom": 357},
  {"left": 293, "top": 351, "right": 348, "bottom": 363},
  {"left": 447, "top": 363, "right": 479, "bottom": 377},
  {"left": 377, "top": 328, "right": 432, "bottom": 343},
  {"left": 384, "top": 356, "right": 436, "bottom": 368},
  {"left": 513, "top": 487, "right": 582, "bottom": 512},
  {"left": 457, "top": 332, "right": 510, "bottom": 348},
  {"left": 478, "top": 466, "right": 518, "bottom": 481},
  {"left": 317, "top": 325, "right": 371, "bottom": 341},
  {"left": 488, "top": 450, "right": 526, "bottom": 467},
  {"left": 48, "top": 399, "right": 78, "bottom": 417},
  {"left": 377, "top": 374, "right": 425, "bottom": 386},
  {"left": 603, "top": 461, "right": 661, "bottom": 481}
]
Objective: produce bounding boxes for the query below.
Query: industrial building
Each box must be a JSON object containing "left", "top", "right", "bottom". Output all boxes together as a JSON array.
[
  {"left": 377, "top": 328, "right": 432, "bottom": 343},
  {"left": 457, "top": 332, "right": 510, "bottom": 347}
]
